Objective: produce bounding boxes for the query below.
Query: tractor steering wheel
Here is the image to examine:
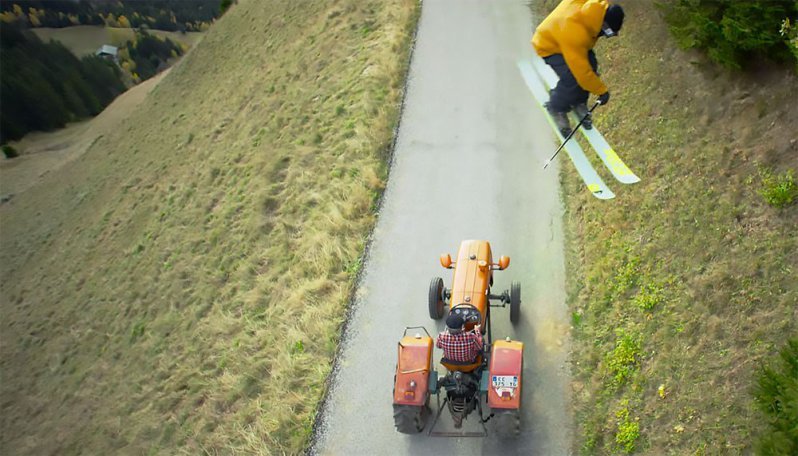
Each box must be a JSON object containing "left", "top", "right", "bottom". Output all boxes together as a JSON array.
[{"left": 449, "top": 303, "right": 481, "bottom": 323}]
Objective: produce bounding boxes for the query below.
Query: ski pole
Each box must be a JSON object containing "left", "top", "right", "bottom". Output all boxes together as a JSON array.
[{"left": 542, "top": 100, "right": 601, "bottom": 169}]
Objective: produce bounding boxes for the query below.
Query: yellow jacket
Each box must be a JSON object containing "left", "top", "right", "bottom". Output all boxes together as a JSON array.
[{"left": 532, "top": 0, "right": 609, "bottom": 95}]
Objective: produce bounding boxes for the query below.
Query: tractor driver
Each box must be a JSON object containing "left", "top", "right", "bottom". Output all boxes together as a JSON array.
[{"left": 436, "top": 313, "right": 483, "bottom": 363}]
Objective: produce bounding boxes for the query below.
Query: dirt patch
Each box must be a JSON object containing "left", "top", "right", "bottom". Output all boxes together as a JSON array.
[{"left": 0, "top": 69, "right": 169, "bottom": 198}]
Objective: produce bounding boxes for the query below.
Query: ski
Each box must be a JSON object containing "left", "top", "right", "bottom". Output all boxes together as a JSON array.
[
  {"left": 530, "top": 56, "right": 640, "bottom": 185},
  {"left": 517, "top": 60, "right": 615, "bottom": 200}
]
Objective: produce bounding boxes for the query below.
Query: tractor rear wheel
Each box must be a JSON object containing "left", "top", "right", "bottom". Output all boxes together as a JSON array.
[
  {"left": 509, "top": 281, "right": 521, "bottom": 324},
  {"left": 494, "top": 410, "right": 521, "bottom": 437},
  {"left": 393, "top": 404, "right": 430, "bottom": 434},
  {"left": 428, "top": 277, "right": 445, "bottom": 319}
]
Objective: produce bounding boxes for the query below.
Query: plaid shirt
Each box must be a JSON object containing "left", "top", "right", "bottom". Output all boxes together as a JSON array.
[{"left": 436, "top": 329, "right": 483, "bottom": 362}]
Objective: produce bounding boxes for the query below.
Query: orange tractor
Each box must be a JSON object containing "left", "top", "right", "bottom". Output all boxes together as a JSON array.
[{"left": 392, "top": 240, "right": 523, "bottom": 437}]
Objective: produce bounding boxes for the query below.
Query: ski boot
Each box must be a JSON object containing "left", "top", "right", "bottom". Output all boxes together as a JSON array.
[
  {"left": 572, "top": 103, "right": 593, "bottom": 130},
  {"left": 545, "top": 102, "right": 571, "bottom": 137}
]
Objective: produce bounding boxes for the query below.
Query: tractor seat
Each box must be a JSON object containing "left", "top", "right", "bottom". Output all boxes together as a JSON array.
[{"left": 441, "top": 355, "right": 483, "bottom": 373}]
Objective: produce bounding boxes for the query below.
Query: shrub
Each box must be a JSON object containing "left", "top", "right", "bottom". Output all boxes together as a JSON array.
[
  {"left": 633, "top": 283, "right": 665, "bottom": 311},
  {"left": 2, "top": 145, "right": 19, "bottom": 158},
  {"left": 221, "top": 0, "right": 234, "bottom": 15},
  {"left": 605, "top": 330, "right": 642, "bottom": 386},
  {"left": 759, "top": 168, "right": 798, "bottom": 208},
  {"left": 753, "top": 339, "right": 798, "bottom": 455},
  {"left": 615, "top": 402, "right": 641, "bottom": 454},
  {"left": 782, "top": 18, "right": 798, "bottom": 66},
  {"left": 609, "top": 256, "right": 640, "bottom": 298},
  {"left": 657, "top": 0, "right": 798, "bottom": 69}
]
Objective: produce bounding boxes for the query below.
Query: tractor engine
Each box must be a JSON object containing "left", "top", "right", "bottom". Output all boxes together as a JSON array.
[{"left": 443, "top": 371, "right": 479, "bottom": 428}]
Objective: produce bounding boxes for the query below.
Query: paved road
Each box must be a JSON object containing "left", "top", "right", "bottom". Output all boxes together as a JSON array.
[{"left": 313, "top": 1, "right": 573, "bottom": 454}]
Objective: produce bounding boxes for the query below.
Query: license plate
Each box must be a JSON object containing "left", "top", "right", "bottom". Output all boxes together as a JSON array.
[{"left": 492, "top": 375, "right": 518, "bottom": 388}]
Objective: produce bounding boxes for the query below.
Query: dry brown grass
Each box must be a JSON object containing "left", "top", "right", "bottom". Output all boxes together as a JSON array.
[
  {"left": 0, "top": 0, "right": 418, "bottom": 454},
  {"left": 549, "top": 0, "right": 798, "bottom": 454}
]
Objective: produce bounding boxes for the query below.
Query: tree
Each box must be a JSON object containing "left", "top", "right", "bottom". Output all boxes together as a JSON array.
[
  {"left": 1, "top": 1, "right": 224, "bottom": 31},
  {"left": 104, "top": 13, "right": 119, "bottom": 27},
  {"left": 754, "top": 339, "right": 798, "bottom": 455},
  {"left": 221, "top": 0, "right": 236, "bottom": 15},
  {"left": 0, "top": 25, "right": 124, "bottom": 141},
  {"left": 28, "top": 10, "right": 41, "bottom": 27},
  {"left": 658, "top": 0, "right": 798, "bottom": 69}
]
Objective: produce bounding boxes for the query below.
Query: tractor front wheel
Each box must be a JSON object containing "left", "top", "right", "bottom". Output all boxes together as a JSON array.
[
  {"left": 509, "top": 281, "right": 521, "bottom": 324},
  {"left": 494, "top": 409, "right": 521, "bottom": 437},
  {"left": 428, "top": 277, "right": 445, "bottom": 319},
  {"left": 393, "top": 404, "right": 430, "bottom": 434}
]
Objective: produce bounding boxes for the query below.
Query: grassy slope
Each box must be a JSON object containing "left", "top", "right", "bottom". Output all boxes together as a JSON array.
[
  {"left": 553, "top": 0, "right": 797, "bottom": 454},
  {"left": 0, "top": 0, "right": 418, "bottom": 454}
]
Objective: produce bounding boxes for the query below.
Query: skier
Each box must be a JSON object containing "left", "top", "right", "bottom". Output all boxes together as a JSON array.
[{"left": 532, "top": 0, "right": 624, "bottom": 136}]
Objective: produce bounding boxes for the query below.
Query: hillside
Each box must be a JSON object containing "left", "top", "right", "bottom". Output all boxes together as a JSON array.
[
  {"left": 0, "top": 0, "right": 418, "bottom": 454},
  {"left": 551, "top": 0, "right": 798, "bottom": 453},
  {"left": 0, "top": 68, "right": 168, "bottom": 197}
]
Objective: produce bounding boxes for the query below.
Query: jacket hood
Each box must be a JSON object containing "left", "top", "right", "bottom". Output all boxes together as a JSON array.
[{"left": 576, "top": 0, "right": 608, "bottom": 37}]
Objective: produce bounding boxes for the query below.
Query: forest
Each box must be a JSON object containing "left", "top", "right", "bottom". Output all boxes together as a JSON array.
[
  {"left": 120, "top": 31, "right": 185, "bottom": 82},
  {"left": 0, "top": 0, "right": 223, "bottom": 32},
  {"left": 0, "top": 25, "right": 123, "bottom": 143},
  {"left": 0, "top": 24, "right": 185, "bottom": 143}
]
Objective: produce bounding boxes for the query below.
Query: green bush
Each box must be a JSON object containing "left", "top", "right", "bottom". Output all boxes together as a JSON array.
[
  {"left": 753, "top": 339, "right": 798, "bottom": 455},
  {"left": 220, "top": 0, "right": 234, "bottom": 14},
  {"left": 783, "top": 18, "right": 798, "bottom": 66},
  {"left": 633, "top": 283, "right": 665, "bottom": 312},
  {"left": 760, "top": 169, "right": 798, "bottom": 208},
  {"left": 657, "top": 0, "right": 798, "bottom": 69},
  {"left": 615, "top": 403, "right": 641, "bottom": 454},
  {"left": 2, "top": 145, "right": 19, "bottom": 158},
  {"left": 605, "top": 330, "right": 642, "bottom": 386}
]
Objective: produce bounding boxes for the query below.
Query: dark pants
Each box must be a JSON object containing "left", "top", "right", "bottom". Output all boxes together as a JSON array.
[{"left": 544, "top": 50, "right": 598, "bottom": 113}]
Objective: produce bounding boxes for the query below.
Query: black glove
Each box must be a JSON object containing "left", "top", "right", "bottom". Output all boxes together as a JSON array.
[{"left": 598, "top": 92, "right": 610, "bottom": 105}]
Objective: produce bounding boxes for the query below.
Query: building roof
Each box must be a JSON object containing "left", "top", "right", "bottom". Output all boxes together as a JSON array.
[{"left": 96, "top": 45, "right": 118, "bottom": 56}]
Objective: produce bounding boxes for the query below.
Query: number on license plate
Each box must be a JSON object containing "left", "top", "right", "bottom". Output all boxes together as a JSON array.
[{"left": 492, "top": 375, "right": 518, "bottom": 388}]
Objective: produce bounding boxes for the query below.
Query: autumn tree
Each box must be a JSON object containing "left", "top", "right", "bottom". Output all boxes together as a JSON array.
[
  {"left": 28, "top": 8, "right": 41, "bottom": 27},
  {"left": 104, "top": 13, "right": 119, "bottom": 27}
]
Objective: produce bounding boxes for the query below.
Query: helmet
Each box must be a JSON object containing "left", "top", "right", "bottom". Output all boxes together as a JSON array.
[
  {"left": 446, "top": 313, "right": 465, "bottom": 332},
  {"left": 602, "top": 4, "right": 625, "bottom": 37}
]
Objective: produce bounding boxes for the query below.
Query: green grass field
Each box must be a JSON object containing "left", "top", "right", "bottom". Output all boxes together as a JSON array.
[
  {"left": 545, "top": 0, "right": 798, "bottom": 453},
  {"left": 1, "top": 1, "right": 418, "bottom": 454},
  {"left": 31, "top": 25, "right": 203, "bottom": 57}
]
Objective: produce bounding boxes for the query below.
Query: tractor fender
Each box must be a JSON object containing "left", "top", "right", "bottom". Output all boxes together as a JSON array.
[
  {"left": 487, "top": 339, "right": 523, "bottom": 410},
  {"left": 392, "top": 333, "right": 433, "bottom": 406}
]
